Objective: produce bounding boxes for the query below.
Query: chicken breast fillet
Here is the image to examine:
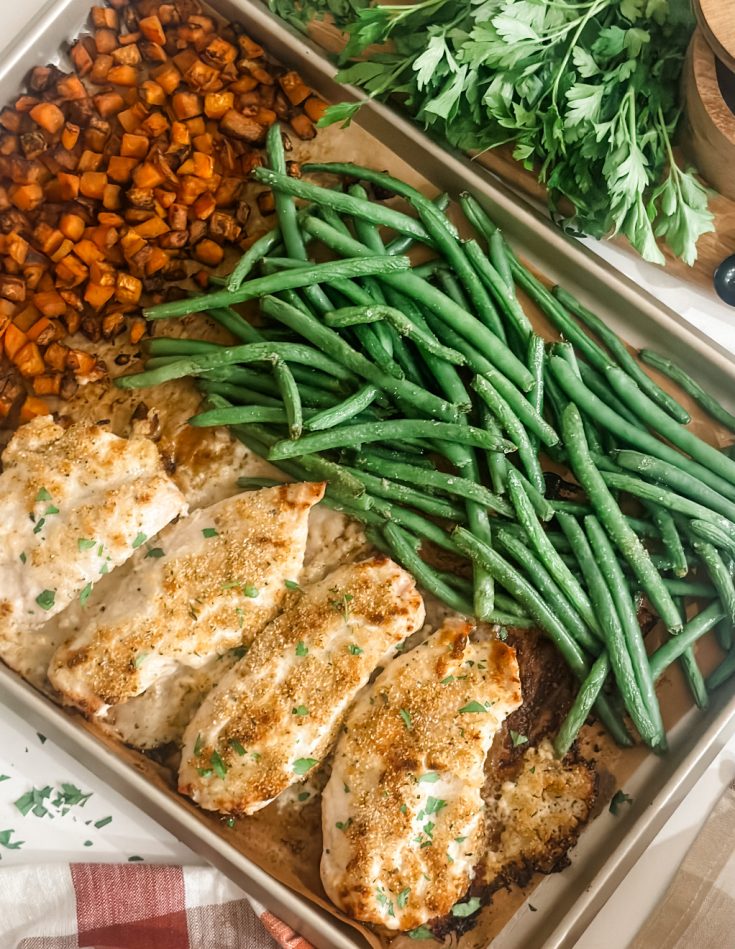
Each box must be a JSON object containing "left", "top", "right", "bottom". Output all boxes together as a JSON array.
[
  {"left": 178, "top": 555, "right": 425, "bottom": 816},
  {"left": 0, "top": 416, "right": 187, "bottom": 674},
  {"left": 320, "top": 618, "right": 522, "bottom": 931},
  {"left": 48, "top": 482, "right": 324, "bottom": 715}
]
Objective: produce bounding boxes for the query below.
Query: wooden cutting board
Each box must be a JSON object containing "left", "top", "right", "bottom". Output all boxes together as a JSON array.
[{"left": 303, "top": 18, "right": 735, "bottom": 294}]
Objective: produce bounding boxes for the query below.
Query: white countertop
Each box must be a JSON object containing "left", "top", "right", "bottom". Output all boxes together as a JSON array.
[{"left": 1, "top": 3, "right": 734, "bottom": 947}]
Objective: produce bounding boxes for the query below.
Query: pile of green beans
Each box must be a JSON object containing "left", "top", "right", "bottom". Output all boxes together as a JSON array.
[{"left": 117, "top": 132, "right": 735, "bottom": 757}]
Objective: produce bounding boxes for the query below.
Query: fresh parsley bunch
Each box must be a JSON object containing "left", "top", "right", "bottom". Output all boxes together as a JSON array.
[{"left": 269, "top": 0, "right": 713, "bottom": 265}]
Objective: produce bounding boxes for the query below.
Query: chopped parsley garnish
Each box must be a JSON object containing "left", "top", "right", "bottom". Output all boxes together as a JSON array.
[
  {"left": 408, "top": 926, "right": 434, "bottom": 940},
  {"left": 424, "top": 796, "right": 447, "bottom": 815},
  {"left": 32, "top": 518, "right": 45, "bottom": 535},
  {"left": 134, "top": 652, "right": 148, "bottom": 669},
  {"left": 297, "top": 791, "right": 310, "bottom": 802},
  {"left": 132, "top": 532, "right": 147, "bottom": 548},
  {"left": 329, "top": 591, "right": 353, "bottom": 622},
  {"left": 497, "top": 628, "right": 508, "bottom": 641},
  {"left": 510, "top": 730, "right": 529, "bottom": 748},
  {"left": 99, "top": 563, "right": 109, "bottom": 575},
  {"left": 399, "top": 708, "right": 413, "bottom": 731},
  {"left": 36, "top": 734, "right": 46, "bottom": 744},
  {"left": 83, "top": 840, "right": 93, "bottom": 847},
  {"left": 128, "top": 856, "right": 143, "bottom": 862},
  {"left": 230, "top": 644, "right": 247, "bottom": 659},
  {"left": 35, "top": 487, "right": 52, "bottom": 502},
  {"left": 0, "top": 775, "right": 10, "bottom": 783},
  {"left": 375, "top": 887, "right": 395, "bottom": 917},
  {"left": 454, "top": 835, "right": 466, "bottom": 843},
  {"left": 284, "top": 579, "right": 301, "bottom": 591},
  {"left": 226, "top": 817, "right": 236, "bottom": 828},
  {"left": 235, "top": 608, "right": 245, "bottom": 629},
  {"left": 202, "top": 527, "right": 219, "bottom": 538},
  {"left": 45, "top": 506, "right": 59, "bottom": 516},
  {"left": 251, "top": 751, "right": 261, "bottom": 762},
  {"left": 194, "top": 734, "right": 203, "bottom": 757},
  {"left": 609, "top": 790, "right": 633, "bottom": 815},
  {"left": 295, "top": 641, "right": 308, "bottom": 656},
  {"left": 79, "top": 583, "right": 93, "bottom": 607},
  {"left": 35, "top": 590, "right": 55, "bottom": 611},
  {"left": 292, "top": 705, "right": 309, "bottom": 716},
  {"left": 210, "top": 751, "right": 227, "bottom": 780},
  {"left": 440, "top": 675, "right": 454, "bottom": 685},
  {"left": 15, "top": 783, "right": 91, "bottom": 819},
  {"left": 77, "top": 538, "right": 96, "bottom": 551},
  {"left": 0, "top": 829, "right": 23, "bottom": 850},
  {"left": 292, "top": 757, "right": 318, "bottom": 775},
  {"left": 229, "top": 739, "right": 246, "bottom": 756},
  {"left": 343, "top": 783, "right": 350, "bottom": 793},
  {"left": 19, "top": 552, "right": 26, "bottom": 564},
  {"left": 399, "top": 803, "right": 408, "bottom": 815},
  {"left": 94, "top": 816, "right": 112, "bottom": 829},
  {"left": 145, "top": 547, "right": 165, "bottom": 559},
  {"left": 348, "top": 643, "right": 363, "bottom": 655},
  {"left": 397, "top": 887, "right": 411, "bottom": 909},
  {"left": 197, "top": 768, "right": 213, "bottom": 779},
  {"left": 458, "top": 700, "right": 487, "bottom": 714},
  {"left": 188, "top": 604, "right": 199, "bottom": 621},
  {"left": 529, "top": 904, "right": 538, "bottom": 912},
  {"left": 335, "top": 818, "right": 352, "bottom": 831},
  {"left": 451, "top": 897, "right": 481, "bottom": 918},
  {"left": 241, "top": 584, "right": 258, "bottom": 598},
  {"left": 418, "top": 772, "right": 440, "bottom": 784}
]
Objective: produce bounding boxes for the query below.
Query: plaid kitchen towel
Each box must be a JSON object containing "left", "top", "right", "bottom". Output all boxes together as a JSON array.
[{"left": 0, "top": 863, "right": 315, "bottom": 949}]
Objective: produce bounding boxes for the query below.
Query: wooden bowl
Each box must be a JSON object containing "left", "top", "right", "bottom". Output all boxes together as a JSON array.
[{"left": 681, "top": 28, "right": 735, "bottom": 201}]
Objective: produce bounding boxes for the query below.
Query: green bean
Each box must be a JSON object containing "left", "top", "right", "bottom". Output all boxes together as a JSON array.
[
  {"left": 341, "top": 467, "right": 466, "bottom": 520},
  {"left": 352, "top": 452, "right": 513, "bottom": 517},
  {"left": 646, "top": 503, "right": 688, "bottom": 578},
  {"left": 689, "top": 519, "right": 735, "bottom": 559},
  {"left": 200, "top": 381, "right": 281, "bottom": 408},
  {"left": 600, "top": 470, "right": 735, "bottom": 543},
  {"left": 497, "top": 528, "right": 599, "bottom": 655},
  {"left": 384, "top": 522, "right": 473, "bottom": 615},
  {"left": 191, "top": 405, "right": 296, "bottom": 426},
  {"left": 386, "top": 192, "right": 450, "bottom": 255},
  {"left": 252, "top": 166, "right": 433, "bottom": 243},
  {"left": 464, "top": 239, "right": 533, "bottom": 342},
  {"left": 554, "top": 653, "right": 611, "bottom": 757},
  {"left": 549, "top": 356, "right": 735, "bottom": 503},
  {"left": 649, "top": 601, "right": 726, "bottom": 682},
  {"left": 261, "top": 294, "right": 464, "bottom": 423},
  {"left": 324, "top": 305, "right": 466, "bottom": 366},
  {"left": 453, "top": 526, "right": 632, "bottom": 746},
  {"left": 691, "top": 540, "right": 735, "bottom": 628},
  {"left": 237, "top": 476, "right": 284, "bottom": 490},
  {"left": 660, "top": 578, "right": 716, "bottom": 598},
  {"left": 434, "top": 267, "right": 472, "bottom": 312},
  {"left": 553, "top": 287, "right": 690, "bottom": 424},
  {"left": 301, "top": 216, "right": 534, "bottom": 391},
  {"left": 318, "top": 205, "right": 354, "bottom": 239},
  {"left": 117, "top": 340, "right": 359, "bottom": 390},
  {"left": 577, "top": 361, "right": 643, "bottom": 428},
  {"left": 266, "top": 123, "right": 308, "bottom": 262},
  {"left": 227, "top": 228, "right": 283, "bottom": 291},
  {"left": 268, "top": 418, "right": 514, "bottom": 461},
  {"left": 506, "top": 469, "right": 600, "bottom": 639},
  {"left": 585, "top": 515, "right": 665, "bottom": 749},
  {"left": 272, "top": 359, "right": 302, "bottom": 439},
  {"left": 219, "top": 363, "right": 345, "bottom": 399},
  {"left": 526, "top": 334, "right": 545, "bottom": 451},
  {"left": 352, "top": 445, "right": 432, "bottom": 469},
  {"left": 706, "top": 648, "right": 735, "bottom": 689},
  {"left": 145, "top": 337, "right": 221, "bottom": 356},
  {"left": 612, "top": 450, "right": 735, "bottom": 524},
  {"left": 144, "top": 255, "right": 412, "bottom": 321},
  {"left": 676, "top": 625, "right": 709, "bottom": 711},
  {"left": 472, "top": 376, "right": 545, "bottom": 495},
  {"left": 489, "top": 229, "right": 513, "bottom": 290},
  {"left": 606, "top": 366, "right": 735, "bottom": 489},
  {"left": 367, "top": 496, "right": 459, "bottom": 554},
  {"left": 640, "top": 348, "right": 735, "bottom": 433},
  {"left": 561, "top": 403, "right": 683, "bottom": 633},
  {"left": 304, "top": 385, "right": 381, "bottom": 432}
]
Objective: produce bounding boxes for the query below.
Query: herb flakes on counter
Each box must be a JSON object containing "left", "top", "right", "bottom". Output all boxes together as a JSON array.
[{"left": 273, "top": 0, "right": 713, "bottom": 265}]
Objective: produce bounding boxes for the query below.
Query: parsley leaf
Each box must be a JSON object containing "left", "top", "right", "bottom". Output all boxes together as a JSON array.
[
  {"left": 292, "top": 705, "right": 309, "bottom": 716},
  {"left": 35, "top": 590, "right": 55, "bottom": 611},
  {"left": 210, "top": 751, "right": 228, "bottom": 780},
  {"left": 77, "top": 538, "right": 96, "bottom": 551},
  {"left": 295, "top": 641, "right": 308, "bottom": 656},
  {"left": 292, "top": 757, "right": 319, "bottom": 775},
  {"left": 79, "top": 583, "right": 93, "bottom": 607},
  {"left": 202, "top": 527, "right": 219, "bottom": 538},
  {"left": 399, "top": 708, "right": 412, "bottom": 730},
  {"left": 451, "top": 897, "right": 481, "bottom": 917},
  {"left": 458, "top": 700, "right": 487, "bottom": 714},
  {"left": 510, "top": 730, "right": 529, "bottom": 747},
  {"left": 397, "top": 887, "right": 411, "bottom": 908},
  {"left": 609, "top": 790, "right": 633, "bottom": 815},
  {"left": 145, "top": 547, "right": 165, "bottom": 559},
  {"left": 418, "top": 772, "right": 440, "bottom": 784},
  {"left": 132, "top": 532, "right": 147, "bottom": 548},
  {"left": 284, "top": 579, "right": 301, "bottom": 591}
]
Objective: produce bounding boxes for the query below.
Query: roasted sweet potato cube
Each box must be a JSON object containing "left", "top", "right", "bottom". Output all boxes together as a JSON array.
[
  {"left": 129, "top": 316, "right": 147, "bottom": 342},
  {"left": 118, "top": 104, "right": 149, "bottom": 133},
  {"left": 33, "top": 290, "right": 66, "bottom": 317},
  {"left": 103, "top": 183, "right": 122, "bottom": 210},
  {"left": 139, "top": 14, "right": 166, "bottom": 45},
  {"left": 95, "top": 29, "right": 118, "bottom": 54},
  {"left": 304, "top": 96, "right": 328, "bottom": 123},
  {"left": 152, "top": 62, "right": 181, "bottom": 95},
  {"left": 220, "top": 110, "right": 264, "bottom": 143},
  {"left": 257, "top": 190, "right": 275, "bottom": 215},
  {"left": 290, "top": 113, "right": 316, "bottom": 140},
  {"left": 55, "top": 254, "right": 89, "bottom": 287},
  {"left": 107, "top": 155, "right": 138, "bottom": 183},
  {"left": 202, "top": 37, "right": 237, "bottom": 68},
  {"left": 112, "top": 44, "right": 141, "bottom": 67},
  {"left": 59, "top": 212, "right": 85, "bottom": 241},
  {"left": 140, "top": 80, "right": 166, "bottom": 107},
  {"left": 3, "top": 323, "right": 27, "bottom": 359},
  {"left": 230, "top": 76, "right": 258, "bottom": 94},
  {"left": 84, "top": 282, "right": 115, "bottom": 309},
  {"left": 90, "top": 54, "right": 113, "bottom": 84},
  {"left": 73, "top": 239, "right": 104, "bottom": 266},
  {"left": 80, "top": 171, "right": 107, "bottom": 199},
  {"left": 94, "top": 91, "right": 125, "bottom": 118},
  {"left": 0, "top": 275, "right": 25, "bottom": 303},
  {"left": 214, "top": 176, "right": 242, "bottom": 207},
  {"left": 71, "top": 41, "right": 95, "bottom": 77},
  {"left": 145, "top": 246, "right": 169, "bottom": 275},
  {"left": 61, "top": 123, "right": 80, "bottom": 150},
  {"left": 238, "top": 35, "right": 264, "bottom": 59},
  {"left": 140, "top": 112, "right": 169, "bottom": 137},
  {"left": 154, "top": 189, "right": 176, "bottom": 210},
  {"left": 279, "top": 70, "right": 311, "bottom": 106},
  {"left": 120, "top": 133, "right": 149, "bottom": 159},
  {"left": 90, "top": 259, "right": 116, "bottom": 285},
  {"left": 78, "top": 150, "right": 104, "bottom": 172},
  {"left": 193, "top": 238, "right": 223, "bottom": 267},
  {"left": 33, "top": 373, "right": 62, "bottom": 396},
  {"left": 12, "top": 341, "right": 45, "bottom": 377},
  {"left": 9, "top": 183, "right": 43, "bottom": 211},
  {"left": 140, "top": 41, "right": 167, "bottom": 64},
  {"left": 107, "top": 65, "right": 139, "bottom": 87},
  {"left": 172, "top": 92, "right": 202, "bottom": 120},
  {"left": 255, "top": 107, "right": 277, "bottom": 128},
  {"left": 56, "top": 75, "right": 87, "bottom": 101},
  {"left": 26, "top": 315, "right": 55, "bottom": 343},
  {"left": 0, "top": 109, "right": 21, "bottom": 134},
  {"left": 20, "top": 395, "right": 51, "bottom": 422},
  {"left": 185, "top": 59, "right": 221, "bottom": 92},
  {"left": 119, "top": 31, "right": 142, "bottom": 47},
  {"left": 192, "top": 192, "right": 216, "bottom": 219},
  {"left": 12, "top": 303, "right": 39, "bottom": 331},
  {"left": 170, "top": 121, "right": 190, "bottom": 147},
  {"left": 135, "top": 216, "right": 169, "bottom": 240},
  {"left": 45, "top": 341, "right": 69, "bottom": 371},
  {"left": 115, "top": 271, "right": 142, "bottom": 304},
  {"left": 192, "top": 132, "right": 213, "bottom": 153},
  {"left": 133, "top": 162, "right": 166, "bottom": 189},
  {"left": 29, "top": 102, "right": 65, "bottom": 135},
  {"left": 91, "top": 6, "right": 118, "bottom": 29},
  {"left": 204, "top": 91, "right": 233, "bottom": 120},
  {"left": 185, "top": 116, "right": 206, "bottom": 136},
  {"left": 6, "top": 234, "right": 28, "bottom": 266},
  {"left": 50, "top": 238, "right": 74, "bottom": 263}
]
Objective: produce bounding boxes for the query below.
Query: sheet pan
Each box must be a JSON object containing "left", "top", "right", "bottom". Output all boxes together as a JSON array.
[{"left": 0, "top": 2, "right": 734, "bottom": 946}]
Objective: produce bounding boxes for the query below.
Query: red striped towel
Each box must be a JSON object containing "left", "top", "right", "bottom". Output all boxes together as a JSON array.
[{"left": 0, "top": 863, "right": 314, "bottom": 949}]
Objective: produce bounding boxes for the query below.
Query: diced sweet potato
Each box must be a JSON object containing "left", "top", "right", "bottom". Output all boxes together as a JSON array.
[
  {"left": 289, "top": 113, "right": 316, "bottom": 140},
  {"left": 121, "top": 133, "right": 149, "bottom": 159},
  {"left": 108, "top": 155, "right": 138, "bottom": 183},
  {"left": 115, "top": 271, "right": 142, "bottom": 304},
  {"left": 140, "top": 80, "right": 166, "bottom": 107},
  {"left": 80, "top": 171, "right": 107, "bottom": 199},
  {"left": 56, "top": 75, "right": 87, "bottom": 101},
  {"left": 30, "top": 102, "right": 65, "bottom": 134},
  {"left": 71, "top": 41, "right": 95, "bottom": 77},
  {"left": 139, "top": 15, "right": 166, "bottom": 45},
  {"left": 172, "top": 91, "right": 202, "bottom": 120},
  {"left": 94, "top": 91, "right": 125, "bottom": 118},
  {"left": 304, "top": 96, "right": 328, "bottom": 124},
  {"left": 107, "top": 65, "right": 139, "bottom": 87},
  {"left": 204, "top": 91, "right": 234, "bottom": 120},
  {"left": 32, "top": 373, "right": 62, "bottom": 396},
  {"left": 33, "top": 290, "right": 66, "bottom": 317},
  {"left": 9, "top": 183, "right": 44, "bottom": 211},
  {"left": 220, "top": 110, "right": 264, "bottom": 143},
  {"left": 194, "top": 238, "right": 223, "bottom": 267}
]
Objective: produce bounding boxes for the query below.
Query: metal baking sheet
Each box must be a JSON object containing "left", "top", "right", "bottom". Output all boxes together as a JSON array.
[{"left": 0, "top": 2, "right": 734, "bottom": 947}]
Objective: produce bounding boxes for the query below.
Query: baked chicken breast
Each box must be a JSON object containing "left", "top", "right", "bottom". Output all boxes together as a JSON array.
[
  {"left": 0, "top": 416, "right": 186, "bottom": 674},
  {"left": 178, "top": 554, "right": 425, "bottom": 816},
  {"left": 320, "top": 618, "right": 522, "bottom": 931},
  {"left": 48, "top": 481, "right": 324, "bottom": 715}
]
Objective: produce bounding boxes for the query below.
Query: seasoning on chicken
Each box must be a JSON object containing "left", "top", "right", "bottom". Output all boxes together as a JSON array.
[
  {"left": 0, "top": 415, "right": 186, "bottom": 674},
  {"left": 48, "top": 481, "right": 325, "bottom": 715},
  {"left": 320, "top": 618, "right": 522, "bottom": 931},
  {"left": 178, "top": 555, "right": 425, "bottom": 816}
]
